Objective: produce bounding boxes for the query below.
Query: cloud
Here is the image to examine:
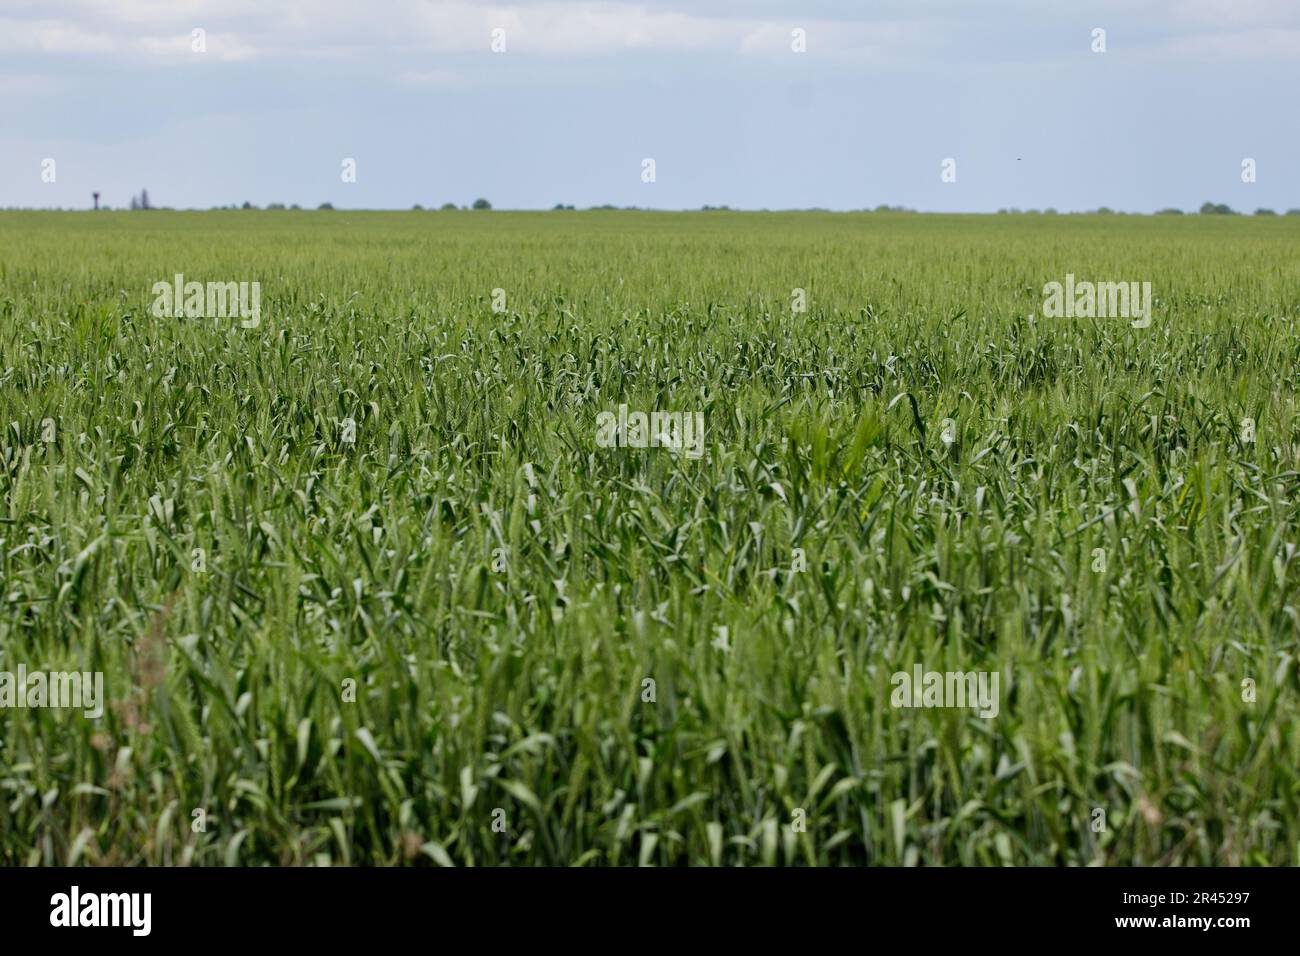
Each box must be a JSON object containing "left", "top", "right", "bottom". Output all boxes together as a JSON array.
[
  {"left": 397, "top": 68, "right": 467, "bottom": 88},
  {"left": 0, "top": 72, "right": 60, "bottom": 95},
  {"left": 1151, "top": 26, "right": 1300, "bottom": 59},
  {"left": 0, "top": 1, "right": 948, "bottom": 61},
  {"left": 0, "top": 18, "right": 259, "bottom": 61},
  {"left": 1, "top": 0, "right": 1298, "bottom": 67},
  {"left": 0, "top": 20, "right": 117, "bottom": 54}
]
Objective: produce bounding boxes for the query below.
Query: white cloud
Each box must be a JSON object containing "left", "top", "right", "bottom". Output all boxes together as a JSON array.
[
  {"left": 398, "top": 68, "right": 467, "bottom": 88},
  {"left": 0, "top": 72, "right": 60, "bottom": 96},
  {"left": 0, "top": 20, "right": 117, "bottom": 54},
  {"left": 0, "top": 18, "right": 259, "bottom": 60},
  {"left": 1, "top": 0, "right": 1298, "bottom": 65},
  {"left": 1152, "top": 27, "right": 1300, "bottom": 59},
  {"left": 0, "top": 1, "right": 940, "bottom": 60}
]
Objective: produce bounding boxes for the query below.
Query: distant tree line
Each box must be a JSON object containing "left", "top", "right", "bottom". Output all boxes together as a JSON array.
[
  {"left": 1193, "top": 202, "right": 1298, "bottom": 216},
  {"left": 97, "top": 193, "right": 1300, "bottom": 216}
]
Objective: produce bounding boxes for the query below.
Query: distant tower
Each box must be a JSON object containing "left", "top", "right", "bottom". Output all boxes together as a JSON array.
[{"left": 92, "top": 192, "right": 100, "bottom": 210}]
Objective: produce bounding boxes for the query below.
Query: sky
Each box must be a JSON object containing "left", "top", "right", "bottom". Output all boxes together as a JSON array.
[{"left": 1, "top": 0, "right": 1297, "bottom": 213}]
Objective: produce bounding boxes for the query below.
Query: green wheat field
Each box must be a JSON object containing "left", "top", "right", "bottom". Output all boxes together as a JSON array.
[{"left": 1, "top": 209, "right": 1298, "bottom": 866}]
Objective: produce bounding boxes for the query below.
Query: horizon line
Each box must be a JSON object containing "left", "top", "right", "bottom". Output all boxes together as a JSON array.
[{"left": 3, "top": 205, "right": 1295, "bottom": 217}]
